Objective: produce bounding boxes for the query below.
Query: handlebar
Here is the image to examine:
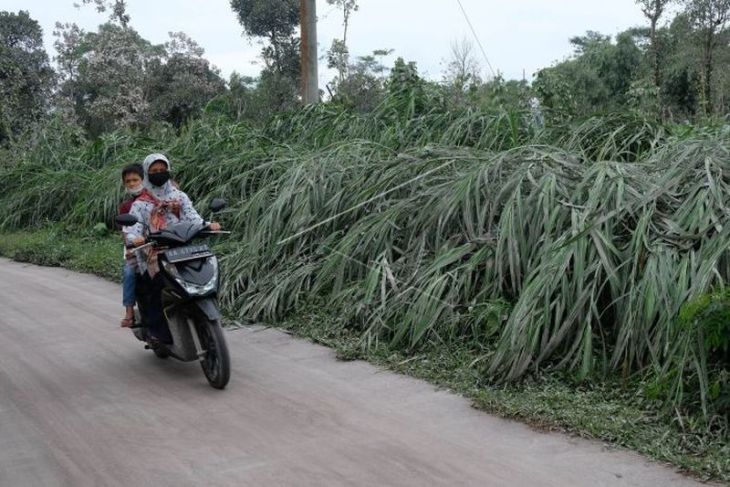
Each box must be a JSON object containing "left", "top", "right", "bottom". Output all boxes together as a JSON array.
[{"left": 126, "top": 230, "right": 230, "bottom": 249}]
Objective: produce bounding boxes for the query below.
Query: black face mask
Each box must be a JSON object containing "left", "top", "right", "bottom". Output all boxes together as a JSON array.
[{"left": 148, "top": 171, "right": 171, "bottom": 187}]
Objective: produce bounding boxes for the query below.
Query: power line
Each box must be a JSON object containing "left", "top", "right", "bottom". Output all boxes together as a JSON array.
[{"left": 454, "top": 0, "right": 497, "bottom": 78}]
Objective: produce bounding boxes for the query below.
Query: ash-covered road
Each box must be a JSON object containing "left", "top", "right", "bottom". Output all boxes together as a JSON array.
[{"left": 0, "top": 258, "right": 704, "bottom": 486}]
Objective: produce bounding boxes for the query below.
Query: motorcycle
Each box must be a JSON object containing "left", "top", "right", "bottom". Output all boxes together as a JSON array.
[{"left": 116, "top": 198, "right": 231, "bottom": 389}]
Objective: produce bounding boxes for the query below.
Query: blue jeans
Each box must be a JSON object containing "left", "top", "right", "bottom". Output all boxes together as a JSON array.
[{"left": 122, "top": 263, "right": 137, "bottom": 307}]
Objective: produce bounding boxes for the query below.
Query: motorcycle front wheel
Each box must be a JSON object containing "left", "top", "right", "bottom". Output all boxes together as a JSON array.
[{"left": 195, "top": 315, "right": 230, "bottom": 390}]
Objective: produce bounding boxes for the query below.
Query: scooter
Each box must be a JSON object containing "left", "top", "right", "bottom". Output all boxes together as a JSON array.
[{"left": 116, "top": 198, "right": 231, "bottom": 389}]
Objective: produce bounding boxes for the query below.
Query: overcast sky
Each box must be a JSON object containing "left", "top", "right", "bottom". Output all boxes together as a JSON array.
[{"left": 5, "top": 0, "right": 649, "bottom": 85}]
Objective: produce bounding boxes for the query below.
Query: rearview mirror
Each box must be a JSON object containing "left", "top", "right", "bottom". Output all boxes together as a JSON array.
[
  {"left": 116, "top": 213, "right": 138, "bottom": 227},
  {"left": 209, "top": 198, "right": 227, "bottom": 213}
]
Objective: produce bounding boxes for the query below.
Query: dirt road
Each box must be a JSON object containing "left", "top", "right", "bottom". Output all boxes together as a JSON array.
[{"left": 0, "top": 258, "right": 706, "bottom": 486}]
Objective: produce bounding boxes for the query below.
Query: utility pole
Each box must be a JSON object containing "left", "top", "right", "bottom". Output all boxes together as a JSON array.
[{"left": 300, "top": 0, "right": 319, "bottom": 104}]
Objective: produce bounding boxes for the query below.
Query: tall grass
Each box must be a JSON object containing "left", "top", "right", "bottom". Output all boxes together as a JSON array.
[{"left": 1, "top": 104, "right": 727, "bottom": 423}]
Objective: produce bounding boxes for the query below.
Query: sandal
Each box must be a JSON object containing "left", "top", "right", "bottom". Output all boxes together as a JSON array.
[{"left": 120, "top": 317, "right": 135, "bottom": 328}]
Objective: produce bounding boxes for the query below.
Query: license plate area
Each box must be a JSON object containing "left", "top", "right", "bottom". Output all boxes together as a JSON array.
[{"left": 164, "top": 244, "right": 213, "bottom": 263}]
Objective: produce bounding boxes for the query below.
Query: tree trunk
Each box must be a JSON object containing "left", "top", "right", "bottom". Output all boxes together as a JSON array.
[
  {"left": 270, "top": 31, "right": 281, "bottom": 74},
  {"left": 650, "top": 16, "right": 662, "bottom": 115},
  {"left": 343, "top": 9, "right": 349, "bottom": 46},
  {"left": 641, "top": 0, "right": 666, "bottom": 118},
  {"left": 703, "top": 30, "right": 714, "bottom": 115},
  {"left": 341, "top": 7, "right": 351, "bottom": 82},
  {"left": 0, "top": 102, "right": 15, "bottom": 147}
]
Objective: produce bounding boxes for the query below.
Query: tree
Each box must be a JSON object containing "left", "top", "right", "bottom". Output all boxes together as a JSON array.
[
  {"left": 442, "top": 38, "right": 482, "bottom": 108},
  {"left": 657, "top": 13, "right": 702, "bottom": 119},
  {"left": 329, "top": 49, "right": 392, "bottom": 112},
  {"left": 54, "top": 20, "right": 224, "bottom": 136},
  {"left": 0, "top": 10, "right": 55, "bottom": 146},
  {"left": 229, "top": 0, "right": 299, "bottom": 75},
  {"left": 534, "top": 31, "right": 642, "bottom": 118},
  {"left": 327, "top": 39, "right": 349, "bottom": 82},
  {"left": 636, "top": 0, "right": 673, "bottom": 112},
  {"left": 474, "top": 76, "right": 532, "bottom": 112},
  {"left": 205, "top": 72, "right": 259, "bottom": 121},
  {"left": 328, "top": 0, "right": 358, "bottom": 46},
  {"left": 58, "top": 23, "right": 162, "bottom": 135},
  {"left": 230, "top": 0, "right": 301, "bottom": 113},
  {"left": 52, "top": 22, "right": 84, "bottom": 100},
  {"left": 143, "top": 32, "right": 225, "bottom": 128},
  {"left": 146, "top": 48, "right": 225, "bottom": 129},
  {"left": 164, "top": 31, "right": 205, "bottom": 58},
  {"left": 682, "top": 0, "right": 730, "bottom": 114},
  {"left": 76, "top": 0, "right": 130, "bottom": 27},
  {"left": 54, "top": 1, "right": 140, "bottom": 133},
  {"left": 325, "top": 0, "right": 358, "bottom": 82}
]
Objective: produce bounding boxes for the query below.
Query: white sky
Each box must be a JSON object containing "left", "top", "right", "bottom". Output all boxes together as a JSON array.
[{"left": 4, "top": 0, "right": 649, "bottom": 86}]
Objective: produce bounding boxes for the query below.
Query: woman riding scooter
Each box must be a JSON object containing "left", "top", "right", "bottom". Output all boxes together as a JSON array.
[{"left": 126, "top": 153, "right": 221, "bottom": 344}]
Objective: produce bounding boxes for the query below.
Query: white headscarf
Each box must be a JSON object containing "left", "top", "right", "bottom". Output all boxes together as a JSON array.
[
  {"left": 142, "top": 153, "right": 175, "bottom": 200},
  {"left": 127, "top": 152, "right": 205, "bottom": 246}
]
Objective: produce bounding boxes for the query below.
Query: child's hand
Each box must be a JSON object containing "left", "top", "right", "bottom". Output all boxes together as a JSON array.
[{"left": 208, "top": 222, "right": 222, "bottom": 231}]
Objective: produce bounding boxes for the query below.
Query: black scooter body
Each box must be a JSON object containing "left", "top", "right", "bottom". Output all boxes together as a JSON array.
[{"left": 133, "top": 222, "right": 221, "bottom": 359}]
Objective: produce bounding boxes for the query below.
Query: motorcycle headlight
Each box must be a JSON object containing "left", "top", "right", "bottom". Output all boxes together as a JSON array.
[{"left": 162, "top": 256, "right": 218, "bottom": 296}]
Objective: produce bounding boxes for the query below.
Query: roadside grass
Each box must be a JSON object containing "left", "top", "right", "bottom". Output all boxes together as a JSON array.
[
  {"left": 1, "top": 226, "right": 727, "bottom": 482},
  {"left": 0, "top": 226, "right": 121, "bottom": 282}
]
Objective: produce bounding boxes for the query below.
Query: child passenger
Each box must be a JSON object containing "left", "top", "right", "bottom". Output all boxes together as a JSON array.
[{"left": 119, "top": 163, "right": 145, "bottom": 328}]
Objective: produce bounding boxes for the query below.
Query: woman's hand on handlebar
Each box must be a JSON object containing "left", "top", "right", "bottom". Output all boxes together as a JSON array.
[{"left": 132, "top": 236, "right": 146, "bottom": 247}]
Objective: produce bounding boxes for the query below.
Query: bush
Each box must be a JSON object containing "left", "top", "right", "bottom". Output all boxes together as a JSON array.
[
  {"left": 649, "top": 290, "right": 730, "bottom": 420},
  {"left": 1, "top": 100, "right": 729, "bottom": 428}
]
